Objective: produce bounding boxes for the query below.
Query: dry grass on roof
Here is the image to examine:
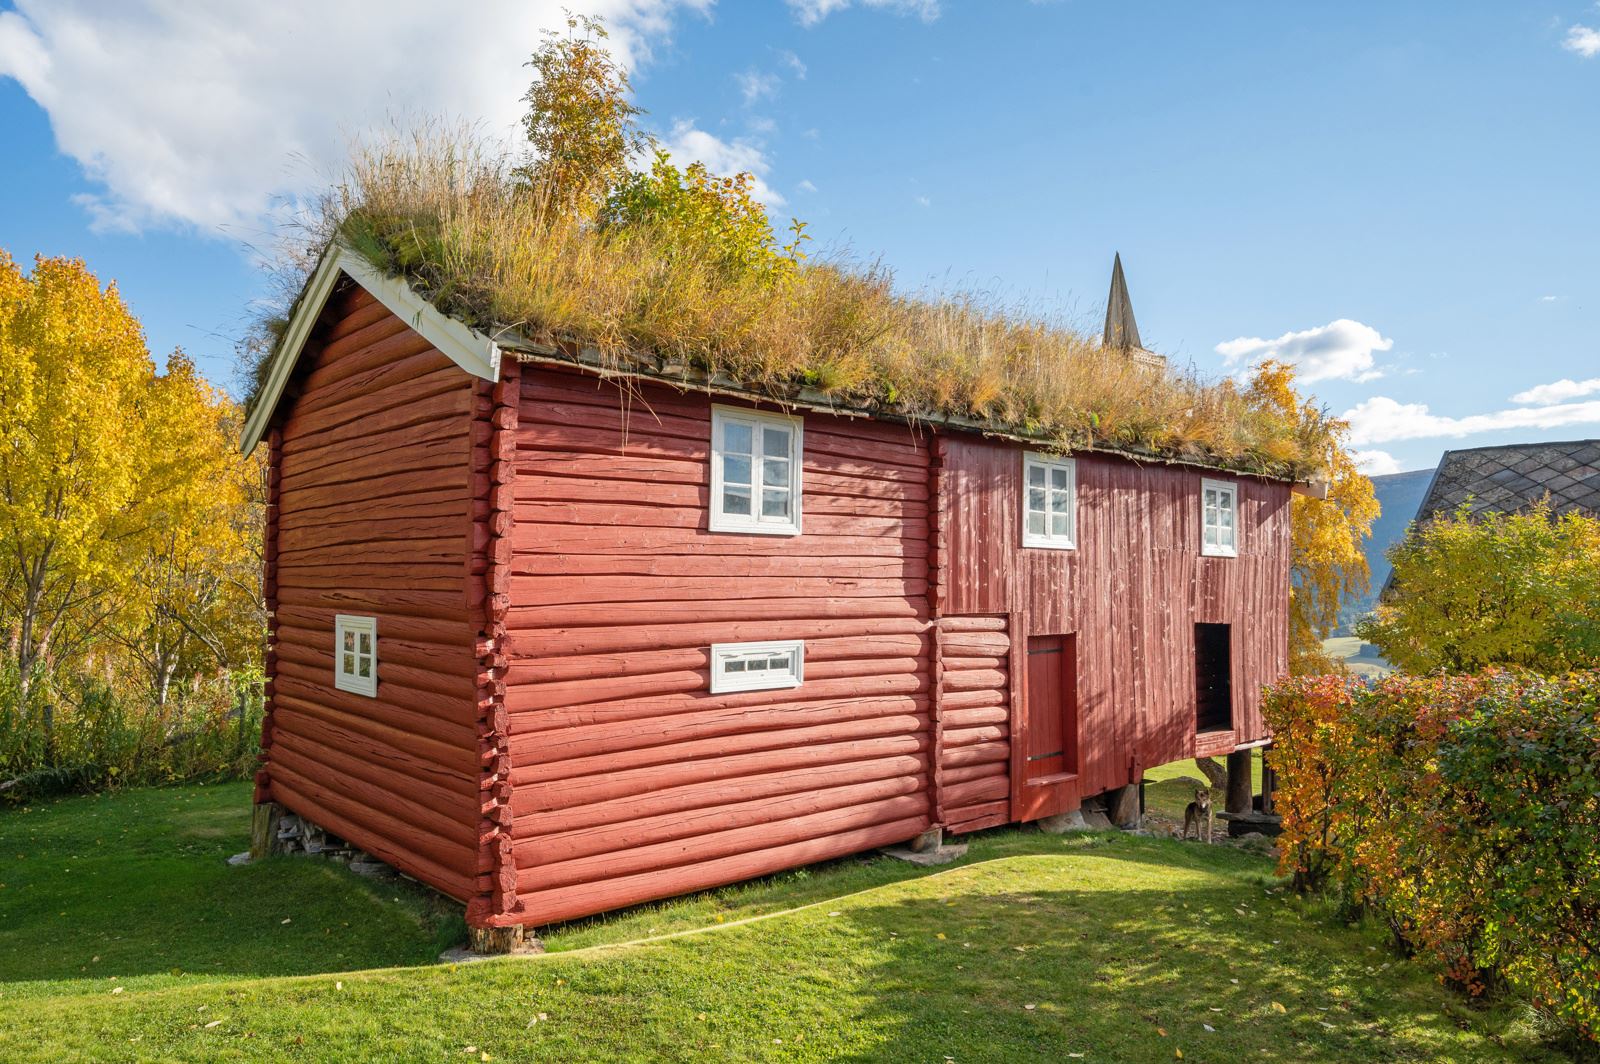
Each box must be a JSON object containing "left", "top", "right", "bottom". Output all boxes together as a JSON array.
[{"left": 275, "top": 126, "right": 1315, "bottom": 478}]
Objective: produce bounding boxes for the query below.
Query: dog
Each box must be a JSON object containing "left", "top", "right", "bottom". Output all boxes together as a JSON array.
[{"left": 1182, "top": 787, "right": 1213, "bottom": 843}]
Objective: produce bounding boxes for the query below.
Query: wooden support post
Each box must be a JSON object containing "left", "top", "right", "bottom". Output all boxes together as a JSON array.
[
  {"left": 1225, "top": 750, "right": 1253, "bottom": 816},
  {"left": 1260, "top": 746, "right": 1277, "bottom": 817},
  {"left": 250, "top": 801, "right": 284, "bottom": 860}
]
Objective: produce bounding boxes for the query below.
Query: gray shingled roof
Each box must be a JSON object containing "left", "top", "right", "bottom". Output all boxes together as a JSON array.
[{"left": 1412, "top": 439, "right": 1600, "bottom": 523}]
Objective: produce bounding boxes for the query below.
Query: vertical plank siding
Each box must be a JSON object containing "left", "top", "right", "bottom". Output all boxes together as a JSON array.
[
  {"left": 937, "top": 434, "right": 1291, "bottom": 806},
  {"left": 504, "top": 368, "right": 934, "bottom": 926},
  {"left": 261, "top": 286, "right": 482, "bottom": 902}
]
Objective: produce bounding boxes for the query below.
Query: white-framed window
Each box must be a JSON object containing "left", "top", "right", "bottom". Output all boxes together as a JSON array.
[
  {"left": 1021, "top": 452, "right": 1077, "bottom": 549},
  {"left": 334, "top": 614, "right": 378, "bottom": 697},
  {"left": 1201, "top": 478, "right": 1238, "bottom": 557},
  {"left": 709, "top": 640, "right": 805, "bottom": 694},
  {"left": 709, "top": 405, "right": 802, "bottom": 535}
]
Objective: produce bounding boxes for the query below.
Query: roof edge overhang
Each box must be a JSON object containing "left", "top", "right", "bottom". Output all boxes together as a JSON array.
[
  {"left": 499, "top": 338, "right": 1314, "bottom": 489},
  {"left": 239, "top": 242, "right": 503, "bottom": 454}
]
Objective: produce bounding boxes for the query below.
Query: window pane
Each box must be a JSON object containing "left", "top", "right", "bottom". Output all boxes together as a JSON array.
[
  {"left": 762, "top": 459, "right": 790, "bottom": 487},
  {"left": 1051, "top": 488, "right": 1069, "bottom": 513},
  {"left": 722, "top": 420, "right": 752, "bottom": 455},
  {"left": 1051, "top": 512, "right": 1068, "bottom": 536},
  {"left": 725, "top": 658, "right": 746, "bottom": 672},
  {"left": 1051, "top": 466, "right": 1068, "bottom": 490},
  {"left": 762, "top": 425, "right": 790, "bottom": 458},
  {"left": 1204, "top": 488, "right": 1217, "bottom": 514},
  {"left": 1027, "top": 511, "right": 1046, "bottom": 536},
  {"left": 1220, "top": 505, "right": 1234, "bottom": 530},
  {"left": 357, "top": 657, "right": 371, "bottom": 679},
  {"left": 342, "top": 652, "right": 355, "bottom": 675},
  {"left": 358, "top": 632, "right": 372, "bottom": 655},
  {"left": 723, "top": 486, "right": 752, "bottom": 515},
  {"left": 762, "top": 489, "right": 791, "bottom": 519},
  {"left": 1028, "top": 487, "right": 1046, "bottom": 513},
  {"left": 343, "top": 631, "right": 355, "bottom": 653},
  {"left": 768, "top": 656, "right": 790, "bottom": 671},
  {"left": 1028, "top": 463, "right": 1045, "bottom": 487},
  {"left": 1204, "top": 525, "right": 1218, "bottom": 547},
  {"left": 723, "top": 454, "right": 751, "bottom": 487}
]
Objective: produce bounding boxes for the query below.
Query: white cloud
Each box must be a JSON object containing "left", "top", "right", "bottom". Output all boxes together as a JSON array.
[
  {"left": 797, "top": 179, "right": 818, "bottom": 193},
  {"left": 1351, "top": 449, "right": 1402, "bottom": 476},
  {"left": 914, "top": 194, "right": 932, "bottom": 207},
  {"left": 1215, "top": 318, "right": 1393, "bottom": 384},
  {"left": 1511, "top": 377, "right": 1600, "bottom": 405},
  {"left": 1343, "top": 395, "right": 1600, "bottom": 445},
  {"left": 1564, "top": 24, "right": 1600, "bottom": 57},
  {"left": 779, "top": 50, "right": 807, "bottom": 78},
  {"left": 661, "top": 120, "right": 784, "bottom": 207},
  {"left": 1540, "top": 294, "right": 1559, "bottom": 302},
  {"left": 735, "top": 68, "right": 780, "bottom": 105},
  {"left": 0, "top": 1, "right": 708, "bottom": 235},
  {"left": 787, "top": 0, "right": 940, "bottom": 28}
]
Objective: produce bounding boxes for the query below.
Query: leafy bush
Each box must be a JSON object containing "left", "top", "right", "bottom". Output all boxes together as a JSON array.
[
  {"left": 1263, "top": 671, "right": 1600, "bottom": 1041},
  {"left": 0, "top": 661, "right": 263, "bottom": 804}
]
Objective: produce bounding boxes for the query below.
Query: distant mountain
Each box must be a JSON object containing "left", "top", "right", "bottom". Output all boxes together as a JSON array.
[{"left": 1338, "top": 466, "right": 1435, "bottom": 628}]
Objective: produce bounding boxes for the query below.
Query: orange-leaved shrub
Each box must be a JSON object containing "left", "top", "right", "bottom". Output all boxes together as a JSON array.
[{"left": 1263, "top": 671, "right": 1600, "bottom": 1040}]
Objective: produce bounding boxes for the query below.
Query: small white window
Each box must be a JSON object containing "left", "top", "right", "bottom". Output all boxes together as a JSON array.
[
  {"left": 710, "top": 640, "right": 804, "bottom": 693},
  {"left": 334, "top": 614, "right": 378, "bottom": 697},
  {"left": 1201, "top": 478, "right": 1238, "bottom": 557},
  {"left": 710, "top": 406, "right": 802, "bottom": 535},
  {"left": 1021, "top": 452, "right": 1076, "bottom": 549}
]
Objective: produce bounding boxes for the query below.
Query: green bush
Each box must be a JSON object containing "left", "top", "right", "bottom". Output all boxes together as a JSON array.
[
  {"left": 1263, "top": 671, "right": 1600, "bottom": 1042},
  {"left": 0, "top": 662, "right": 262, "bottom": 803}
]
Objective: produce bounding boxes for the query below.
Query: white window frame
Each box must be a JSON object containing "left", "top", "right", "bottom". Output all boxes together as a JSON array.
[
  {"left": 334, "top": 614, "right": 378, "bottom": 697},
  {"left": 709, "top": 405, "right": 803, "bottom": 536},
  {"left": 1201, "top": 478, "right": 1239, "bottom": 558},
  {"left": 1020, "top": 452, "right": 1077, "bottom": 550},
  {"left": 709, "top": 640, "right": 805, "bottom": 694}
]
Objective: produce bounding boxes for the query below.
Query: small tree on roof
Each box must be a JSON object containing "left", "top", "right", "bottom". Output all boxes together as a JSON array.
[{"left": 517, "top": 12, "right": 649, "bottom": 218}]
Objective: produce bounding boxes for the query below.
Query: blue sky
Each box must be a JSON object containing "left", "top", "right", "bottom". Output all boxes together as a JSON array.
[{"left": 2, "top": 1, "right": 1598, "bottom": 474}]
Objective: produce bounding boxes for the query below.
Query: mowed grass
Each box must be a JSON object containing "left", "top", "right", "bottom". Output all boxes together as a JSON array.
[{"left": 0, "top": 782, "right": 1561, "bottom": 1062}]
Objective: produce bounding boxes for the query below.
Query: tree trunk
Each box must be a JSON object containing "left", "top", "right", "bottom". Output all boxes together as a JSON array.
[{"left": 1193, "top": 757, "right": 1228, "bottom": 789}]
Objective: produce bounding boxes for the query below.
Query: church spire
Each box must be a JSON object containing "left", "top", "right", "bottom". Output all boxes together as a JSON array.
[{"left": 1103, "top": 253, "right": 1142, "bottom": 351}]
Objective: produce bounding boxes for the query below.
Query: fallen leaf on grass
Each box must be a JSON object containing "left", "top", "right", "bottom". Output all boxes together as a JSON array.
[
  {"left": 204, "top": 1021, "right": 221, "bottom": 1029},
  {"left": 1270, "top": 1001, "right": 1288, "bottom": 1014}
]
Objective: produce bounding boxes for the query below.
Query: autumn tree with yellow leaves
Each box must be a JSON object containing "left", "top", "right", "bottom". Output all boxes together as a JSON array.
[
  {"left": 1245, "top": 360, "right": 1380, "bottom": 674},
  {"left": 0, "top": 251, "right": 262, "bottom": 790}
]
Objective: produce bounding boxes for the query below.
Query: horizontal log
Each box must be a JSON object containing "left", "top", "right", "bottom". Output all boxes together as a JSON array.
[
  {"left": 941, "top": 655, "right": 1006, "bottom": 673},
  {"left": 270, "top": 771, "right": 477, "bottom": 901},
  {"left": 506, "top": 634, "right": 926, "bottom": 686},
  {"left": 510, "top": 712, "right": 930, "bottom": 787},
  {"left": 505, "top": 617, "right": 928, "bottom": 659},
  {"left": 512, "top": 526, "right": 928, "bottom": 557},
  {"left": 512, "top": 752, "right": 928, "bottom": 839},
  {"left": 515, "top": 693, "right": 928, "bottom": 763},
  {"left": 279, "top": 419, "right": 466, "bottom": 490},
  {"left": 940, "top": 761, "right": 1007, "bottom": 785},
  {"left": 507, "top": 574, "right": 926, "bottom": 607},
  {"left": 514, "top": 503, "right": 927, "bottom": 540},
  {"left": 516, "top": 773, "right": 925, "bottom": 871},
  {"left": 942, "top": 668, "right": 1008, "bottom": 693},
  {"left": 276, "top": 586, "right": 471, "bottom": 623},
  {"left": 937, "top": 615, "right": 1008, "bottom": 633},
  {"left": 515, "top": 792, "right": 929, "bottom": 893},
  {"left": 941, "top": 705, "right": 1008, "bottom": 730},
  {"left": 273, "top": 564, "right": 464, "bottom": 594},
  {"left": 941, "top": 689, "right": 1007, "bottom": 713},
  {"left": 514, "top": 812, "right": 927, "bottom": 926},
  {"left": 943, "top": 724, "right": 1007, "bottom": 748},
  {"left": 508, "top": 596, "right": 926, "bottom": 631},
  {"left": 942, "top": 739, "right": 1009, "bottom": 768},
  {"left": 274, "top": 606, "right": 473, "bottom": 648},
  {"left": 269, "top": 717, "right": 475, "bottom": 802},
  {"left": 274, "top": 643, "right": 475, "bottom": 701},
  {"left": 509, "top": 552, "right": 923, "bottom": 581},
  {"left": 511, "top": 732, "right": 930, "bottom": 815},
  {"left": 945, "top": 802, "right": 1010, "bottom": 835},
  {"left": 942, "top": 775, "right": 1008, "bottom": 809},
  {"left": 506, "top": 663, "right": 925, "bottom": 716},
  {"left": 282, "top": 374, "right": 469, "bottom": 456},
  {"left": 273, "top": 690, "right": 478, "bottom": 771},
  {"left": 269, "top": 741, "right": 478, "bottom": 850}
]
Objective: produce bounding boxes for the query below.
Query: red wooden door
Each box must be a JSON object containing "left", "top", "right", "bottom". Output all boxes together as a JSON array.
[{"left": 1016, "top": 634, "right": 1078, "bottom": 821}]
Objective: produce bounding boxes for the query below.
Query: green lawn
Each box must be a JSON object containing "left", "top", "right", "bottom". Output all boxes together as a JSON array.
[{"left": 0, "top": 781, "right": 1561, "bottom": 1062}]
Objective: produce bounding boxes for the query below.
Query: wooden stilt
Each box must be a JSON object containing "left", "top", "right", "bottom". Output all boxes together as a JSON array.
[{"left": 1225, "top": 750, "right": 1253, "bottom": 816}]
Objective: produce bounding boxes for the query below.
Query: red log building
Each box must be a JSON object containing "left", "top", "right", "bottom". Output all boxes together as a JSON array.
[{"left": 242, "top": 245, "right": 1297, "bottom": 938}]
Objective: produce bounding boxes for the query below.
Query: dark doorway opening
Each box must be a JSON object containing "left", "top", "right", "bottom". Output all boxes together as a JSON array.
[{"left": 1195, "top": 623, "right": 1233, "bottom": 733}]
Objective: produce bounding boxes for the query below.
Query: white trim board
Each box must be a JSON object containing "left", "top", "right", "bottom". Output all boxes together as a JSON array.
[{"left": 239, "top": 242, "right": 502, "bottom": 453}]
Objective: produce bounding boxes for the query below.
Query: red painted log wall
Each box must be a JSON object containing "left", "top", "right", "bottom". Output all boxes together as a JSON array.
[
  {"left": 935, "top": 433, "right": 1291, "bottom": 818},
  {"left": 262, "top": 286, "right": 482, "bottom": 901},
  {"left": 503, "top": 368, "right": 934, "bottom": 926}
]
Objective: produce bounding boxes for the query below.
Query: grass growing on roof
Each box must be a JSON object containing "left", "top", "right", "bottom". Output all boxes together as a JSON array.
[
  {"left": 261, "top": 123, "right": 1326, "bottom": 480},
  {"left": 0, "top": 780, "right": 1562, "bottom": 1062}
]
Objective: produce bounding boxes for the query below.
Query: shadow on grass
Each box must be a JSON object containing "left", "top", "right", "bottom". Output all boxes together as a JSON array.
[{"left": 0, "top": 783, "right": 461, "bottom": 994}]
